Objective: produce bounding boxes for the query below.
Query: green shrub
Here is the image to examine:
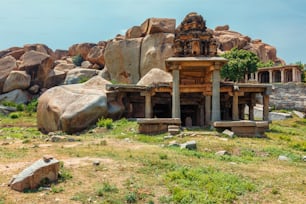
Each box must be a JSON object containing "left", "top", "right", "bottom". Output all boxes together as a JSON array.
[
  {"left": 78, "top": 76, "right": 90, "bottom": 83},
  {"left": 51, "top": 184, "right": 64, "bottom": 193},
  {"left": 58, "top": 161, "right": 73, "bottom": 182},
  {"left": 0, "top": 100, "right": 17, "bottom": 107},
  {"left": 26, "top": 99, "right": 38, "bottom": 113},
  {"left": 9, "top": 113, "right": 19, "bottom": 119},
  {"left": 16, "top": 104, "right": 24, "bottom": 111},
  {"left": 96, "top": 118, "right": 113, "bottom": 129},
  {"left": 72, "top": 54, "right": 83, "bottom": 66},
  {"left": 125, "top": 192, "right": 137, "bottom": 203},
  {"left": 96, "top": 182, "right": 119, "bottom": 197}
]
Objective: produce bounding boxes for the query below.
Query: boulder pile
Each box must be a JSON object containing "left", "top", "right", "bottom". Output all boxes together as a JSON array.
[{"left": 0, "top": 13, "right": 285, "bottom": 133}]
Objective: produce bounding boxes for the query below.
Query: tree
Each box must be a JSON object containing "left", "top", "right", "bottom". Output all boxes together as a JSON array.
[
  {"left": 295, "top": 61, "right": 306, "bottom": 83},
  {"left": 257, "top": 60, "right": 274, "bottom": 68},
  {"left": 220, "top": 48, "right": 259, "bottom": 82}
]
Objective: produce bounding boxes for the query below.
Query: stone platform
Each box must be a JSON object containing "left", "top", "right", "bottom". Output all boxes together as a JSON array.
[
  {"left": 213, "top": 120, "right": 269, "bottom": 137},
  {"left": 137, "top": 118, "right": 181, "bottom": 135}
]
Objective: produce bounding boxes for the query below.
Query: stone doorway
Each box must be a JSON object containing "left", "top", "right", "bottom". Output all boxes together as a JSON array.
[
  {"left": 259, "top": 71, "right": 269, "bottom": 83},
  {"left": 153, "top": 104, "right": 171, "bottom": 118},
  {"left": 181, "top": 105, "right": 199, "bottom": 127}
]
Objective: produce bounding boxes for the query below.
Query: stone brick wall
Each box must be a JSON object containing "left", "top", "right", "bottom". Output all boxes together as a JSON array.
[{"left": 270, "top": 83, "right": 306, "bottom": 112}]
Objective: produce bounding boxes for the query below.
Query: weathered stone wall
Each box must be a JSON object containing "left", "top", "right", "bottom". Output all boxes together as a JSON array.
[{"left": 270, "top": 83, "right": 306, "bottom": 112}]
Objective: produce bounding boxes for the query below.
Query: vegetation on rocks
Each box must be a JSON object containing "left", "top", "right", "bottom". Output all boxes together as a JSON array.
[
  {"left": 0, "top": 110, "right": 305, "bottom": 203},
  {"left": 72, "top": 54, "right": 84, "bottom": 66}
]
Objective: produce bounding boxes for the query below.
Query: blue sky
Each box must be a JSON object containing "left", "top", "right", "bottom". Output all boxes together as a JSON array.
[{"left": 1, "top": 0, "right": 305, "bottom": 64}]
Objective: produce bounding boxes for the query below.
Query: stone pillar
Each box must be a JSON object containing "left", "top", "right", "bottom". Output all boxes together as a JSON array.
[
  {"left": 249, "top": 93, "right": 256, "bottom": 120},
  {"left": 145, "top": 94, "right": 152, "bottom": 118},
  {"left": 141, "top": 92, "right": 152, "bottom": 118},
  {"left": 255, "top": 72, "right": 258, "bottom": 82},
  {"left": 263, "top": 94, "right": 269, "bottom": 121},
  {"left": 239, "top": 104, "right": 245, "bottom": 120},
  {"left": 281, "top": 69, "right": 285, "bottom": 83},
  {"left": 205, "top": 95, "right": 211, "bottom": 126},
  {"left": 269, "top": 70, "right": 273, "bottom": 83},
  {"left": 172, "top": 69, "right": 180, "bottom": 118},
  {"left": 292, "top": 67, "right": 297, "bottom": 82},
  {"left": 199, "top": 104, "right": 204, "bottom": 127},
  {"left": 211, "top": 63, "right": 221, "bottom": 122},
  {"left": 232, "top": 92, "right": 239, "bottom": 121}
]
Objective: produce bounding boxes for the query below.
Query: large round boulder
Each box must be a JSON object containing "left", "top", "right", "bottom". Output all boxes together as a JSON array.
[
  {"left": 0, "top": 56, "right": 17, "bottom": 93},
  {"left": 19, "top": 50, "right": 54, "bottom": 87},
  {"left": 137, "top": 68, "right": 172, "bottom": 86},
  {"left": 37, "top": 76, "right": 118, "bottom": 134},
  {"left": 64, "top": 68, "right": 99, "bottom": 85},
  {"left": 104, "top": 38, "right": 142, "bottom": 84},
  {"left": 140, "top": 33, "right": 174, "bottom": 77},
  {"left": 3, "top": 71, "right": 31, "bottom": 93}
]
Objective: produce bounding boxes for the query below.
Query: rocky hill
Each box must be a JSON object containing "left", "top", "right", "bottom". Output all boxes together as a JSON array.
[{"left": 0, "top": 13, "right": 285, "bottom": 133}]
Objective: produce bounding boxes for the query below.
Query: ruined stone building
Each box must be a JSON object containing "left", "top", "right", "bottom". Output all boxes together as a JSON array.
[
  {"left": 255, "top": 65, "right": 303, "bottom": 83},
  {"left": 107, "top": 13, "right": 272, "bottom": 137}
]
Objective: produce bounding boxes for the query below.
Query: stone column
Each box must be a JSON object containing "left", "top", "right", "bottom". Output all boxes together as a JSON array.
[
  {"left": 141, "top": 92, "right": 152, "bottom": 118},
  {"left": 145, "top": 94, "right": 152, "bottom": 118},
  {"left": 232, "top": 92, "right": 239, "bottom": 121},
  {"left": 239, "top": 104, "right": 245, "bottom": 120},
  {"left": 199, "top": 104, "right": 204, "bottom": 127},
  {"left": 269, "top": 70, "right": 273, "bottom": 83},
  {"left": 292, "top": 67, "right": 297, "bottom": 82},
  {"left": 249, "top": 93, "right": 256, "bottom": 120},
  {"left": 211, "top": 63, "right": 221, "bottom": 122},
  {"left": 172, "top": 69, "right": 180, "bottom": 118},
  {"left": 281, "top": 69, "right": 285, "bottom": 83},
  {"left": 255, "top": 72, "right": 258, "bottom": 82},
  {"left": 205, "top": 95, "right": 211, "bottom": 126},
  {"left": 263, "top": 94, "right": 269, "bottom": 121}
]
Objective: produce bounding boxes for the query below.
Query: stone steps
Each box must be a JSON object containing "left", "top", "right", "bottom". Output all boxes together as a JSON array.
[{"left": 168, "top": 125, "right": 180, "bottom": 135}]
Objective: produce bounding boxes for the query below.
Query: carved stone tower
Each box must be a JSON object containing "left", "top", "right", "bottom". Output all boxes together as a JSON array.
[{"left": 174, "top": 12, "right": 217, "bottom": 57}]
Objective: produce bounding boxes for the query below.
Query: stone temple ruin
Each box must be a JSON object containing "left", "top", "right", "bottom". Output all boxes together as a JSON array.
[{"left": 107, "top": 12, "right": 272, "bottom": 137}]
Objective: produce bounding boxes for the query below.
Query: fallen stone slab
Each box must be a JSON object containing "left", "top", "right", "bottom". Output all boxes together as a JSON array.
[
  {"left": 9, "top": 156, "right": 60, "bottom": 192},
  {"left": 293, "top": 110, "right": 305, "bottom": 119},
  {"left": 0, "top": 105, "right": 17, "bottom": 115},
  {"left": 180, "top": 140, "right": 197, "bottom": 150},
  {"left": 278, "top": 155, "right": 290, "bottom": 161},
  {"left": 215, "top": 150, "right": 231, "bottom": 156},
  {"left": 222, "top": 129, "right": 234, "bottom": 138}
]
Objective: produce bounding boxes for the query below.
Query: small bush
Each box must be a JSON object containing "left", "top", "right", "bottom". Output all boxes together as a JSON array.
[
  {"left": 96, "top": 118, "right": 113, "bottom": 129},
  {"left": 0, "top": 100, "right": 17, "bottom": 107},
  {"left": 72, "top": 54, "right": 83, "bottom": 66},
  {"left": 58, "top": 162, "right": 73, "bottom": 182},
  {"left": 51, "top": 184, "right": 64, "bottom": 193},
  {"left": 78, "top": 76, "right": 90, "bottom": 83},
  {"left": 26, "top": 99, "right": 38, "bottom": 113},
  {"left": 96, "top": 182, "right": 119, "bottom": 197},
  {"left": 125, "top": 192, "right": 137, "bottom": 203},
  {"left": 9, "top": 113, "right": 19, "bottom": 119},
  {"left": 16, "top": 104, "right": 24, "bottom": 111},
  {"left": 159, "top": 153, "right": 168, "bottom": 160}
]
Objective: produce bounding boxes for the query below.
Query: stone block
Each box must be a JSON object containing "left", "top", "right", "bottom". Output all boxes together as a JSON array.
[{"left": 9, "top": 157, "right": 60, "bottom": 192}]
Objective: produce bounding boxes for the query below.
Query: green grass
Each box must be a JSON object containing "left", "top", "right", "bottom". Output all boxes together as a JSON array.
[
  {"left": 1, "top": 113, "right": 306, "bottom": 203},
  {"left": 165, "top": 166, "right": 255, "bottom": 203}
]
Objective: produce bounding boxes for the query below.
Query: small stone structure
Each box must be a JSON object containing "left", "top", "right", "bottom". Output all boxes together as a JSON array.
[
  {"left": 137, "top": 118, "right": 181, "bottom": 135},
  {"left": 214, "top": 120, "right": 269, "bottom": 137},
  {"left": 253, "top": 65, "right": 302, "bottom": 83}
]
